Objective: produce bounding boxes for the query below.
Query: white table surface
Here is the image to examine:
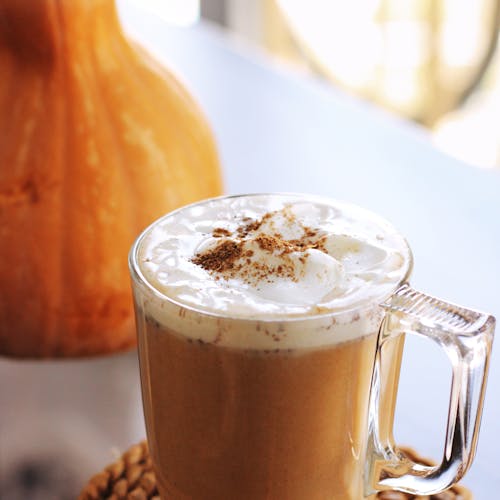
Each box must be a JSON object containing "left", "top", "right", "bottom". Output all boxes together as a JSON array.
[{"left": 123, "top": 3, "right": 499, "bottom": 497}]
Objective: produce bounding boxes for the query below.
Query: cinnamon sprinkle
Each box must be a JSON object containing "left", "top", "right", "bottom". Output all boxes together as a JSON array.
[
  {"left": 236, "top": 218, "right": 263, "bottom": 237},
  {"left": 213, "top": 227, "right": 232, "bottom": 238},
  {"left": 192, "top": 240, "right": 243, "bottom": 273},
  {"left": 191, "top": 206, "right": 329, "bottom": 283}
]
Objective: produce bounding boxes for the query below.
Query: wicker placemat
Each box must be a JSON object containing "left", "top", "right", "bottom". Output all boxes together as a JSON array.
[{"left": 78, "top": 441, "right": 472, "bottom": 500}]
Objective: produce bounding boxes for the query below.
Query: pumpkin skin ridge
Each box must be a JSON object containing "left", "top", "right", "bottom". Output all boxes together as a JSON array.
[
  {"left": 89, "top": 38, "right": 140, "bottom": 233},
  {"left": 1, "top": 3, "right": 55, "bottom": 356},
  {"left": 42, "top": 84, "right": 61, "bottom": 357},
  {"left": 0, "top": 64, "right": 63, "bottom": 356},
  {"left": 87, "top": 16, "right": 140, "bottom": 242},
  {"left": 48, "top": 2, "right": 68, "bottom": 356},
  {"left": 41, "top": 24, "right": 68, "bottom": 357},
  {"left": 58, "top": 59, "right": 133, "bottom": 357},
  {"left": 71, "top": 29, "right": 141, "bottom": 357},
  {"left": 46, "top": 9, "right": 68, "bottom": 357}
]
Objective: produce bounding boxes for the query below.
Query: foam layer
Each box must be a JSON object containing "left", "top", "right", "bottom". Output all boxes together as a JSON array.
[{"left": 132, "top": 194, "right": 412, "bottom": 349}]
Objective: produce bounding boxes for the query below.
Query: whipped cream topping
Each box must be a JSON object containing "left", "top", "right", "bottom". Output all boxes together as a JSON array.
[{"left": 135, "top": 194, "right": 411, "bottom": 322}]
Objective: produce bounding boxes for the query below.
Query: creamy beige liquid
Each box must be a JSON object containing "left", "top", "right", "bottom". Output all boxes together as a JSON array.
[{"left": 132, "top": 194, "right": 411, "bottom": 500}]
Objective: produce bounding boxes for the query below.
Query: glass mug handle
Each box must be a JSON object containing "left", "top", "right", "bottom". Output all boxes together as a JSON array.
[{"left": 366, "top": 283, "right": 495, "bottom": 496}]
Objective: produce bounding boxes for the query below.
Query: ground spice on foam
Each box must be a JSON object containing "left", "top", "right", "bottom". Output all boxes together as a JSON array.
[
  {"left": 191, "top": 206, "right": 329, "bottom": 283},
  {"left": 192, "top": 240, "right": 243, "bottom": 273}
]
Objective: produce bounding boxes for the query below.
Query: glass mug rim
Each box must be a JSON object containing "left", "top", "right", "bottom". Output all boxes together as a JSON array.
[{"left": 129, "top": 192, "right": 414, "bottom": 324}]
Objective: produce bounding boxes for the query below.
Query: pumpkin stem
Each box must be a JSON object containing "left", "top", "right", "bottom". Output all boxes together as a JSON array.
[{"left": 0, "top": 0, "right": 123, "bottom": 65}]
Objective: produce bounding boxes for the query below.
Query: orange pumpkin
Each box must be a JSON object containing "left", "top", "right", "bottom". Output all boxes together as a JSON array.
[{"left": 0, "top": 0, "right": 223, "bottom": 357}]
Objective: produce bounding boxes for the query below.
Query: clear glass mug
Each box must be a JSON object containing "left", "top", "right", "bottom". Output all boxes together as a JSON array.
[{"left": 129, "top": 194, "right": 494, "bottom": 499}]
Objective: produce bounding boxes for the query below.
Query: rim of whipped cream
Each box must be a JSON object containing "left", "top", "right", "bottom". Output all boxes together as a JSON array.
[{"left": 129, "top": 193, "right": 413, "bottom": 325}]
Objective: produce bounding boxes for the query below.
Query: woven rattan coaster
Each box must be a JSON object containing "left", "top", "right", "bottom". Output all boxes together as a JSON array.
[{"left": 78, "top": 441, "right": 472, "bottom": 500}]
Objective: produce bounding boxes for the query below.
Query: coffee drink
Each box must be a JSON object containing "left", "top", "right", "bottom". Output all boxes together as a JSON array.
[{"left": 131, "top": 194, "right": 411, "bottom": 499}]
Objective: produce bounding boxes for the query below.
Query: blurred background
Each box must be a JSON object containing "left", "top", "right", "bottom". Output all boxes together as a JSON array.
[
  {"left": 141, "top": 0, "right": 500, "bottom": 168},
  {"left": 1, "top": 1, "right": 498, "bottom": 499}
]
